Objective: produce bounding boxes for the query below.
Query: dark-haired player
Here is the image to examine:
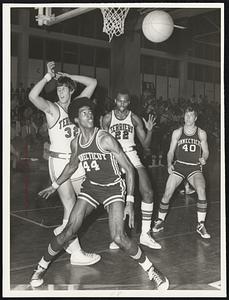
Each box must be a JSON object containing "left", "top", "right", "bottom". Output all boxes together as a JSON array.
[
  {"left": 153, "top": 106, "right": 211, "bottom": 239},
  {"left": 30, "top": 98, "right": 169, "bottom": 290},
  {"left": 102, "top": 90, "right": 161, "bottom": 249},
  {"left": 29, "top": 61, "right": 100, "bottom": 265}
]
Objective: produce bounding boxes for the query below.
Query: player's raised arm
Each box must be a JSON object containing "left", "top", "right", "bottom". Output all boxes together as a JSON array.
[
  {"left": 167, "top": 128, "right": 181, "bottom": 173},
  {"left": 39, "top": 138, "right": 79, "bottom": 199},
  {"left": 199, "top": 129, "right": 209, "bottom": 165},
  {"left": 133, "top": 114, "right": 156, "bottom": 149},
  {"left": 101, "top": 112, "right": 112, "bottom": 131},
  {"left": 56, "top": 72, "right": 97, "bottom": 99},
  {"left": 29, "top": 61, "right": 56, "bottom": 114}
]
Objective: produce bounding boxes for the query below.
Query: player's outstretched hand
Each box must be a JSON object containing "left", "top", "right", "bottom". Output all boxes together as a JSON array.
[
  {"left": 123, "top": 202, "right": 135, "bottom": 228},
  {"left": 199, "top": 157, "right": 206, "bottom": 165},
  {"left": 47, "top": 61, "right": 56, "bottom": 78},
  {"left": 38, "top": 186, "right": 56, "bottom": 199},
  {"left": 143, "top": 114, "right": 157, "bottom": 131},
  {"left": 168, "top": 165, "right": 174, "bottom": 174}
]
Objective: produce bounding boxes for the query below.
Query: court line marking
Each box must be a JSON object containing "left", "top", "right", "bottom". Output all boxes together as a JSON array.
[
  {"left": 208, "top": 280, "right": 221, "bottom": 289},
  {"left": 10, "top": 247, "right": 107, "bottom": 272},
  {"left": 10, "top": 220, "right": 219, "bottom": 273},
  {"left": 10, "top": 213, "right": 59, "bottom": 228},
  {"left": 10, "top": 200, "right": 220, "bottom": 228},
  {"left": 11, "top": 283, "right": 154, "bottom": 290},
  {"left": 11, "top": 205, "right": 62, "bottom": 214},
  {"left": 10, "top": 195, "right": 220, "bottom": 214}
]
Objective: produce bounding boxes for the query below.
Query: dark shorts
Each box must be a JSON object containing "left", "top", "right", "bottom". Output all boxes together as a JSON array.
[
  {"left": 173, "top": 161, "right": 202, "bottom": 179},
  {"left": 78, "top": 178, "right": 126, "bottom": 209}
]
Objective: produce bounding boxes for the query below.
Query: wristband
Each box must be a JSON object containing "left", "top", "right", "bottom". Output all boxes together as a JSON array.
[
  {"left": 44, "top": 73, "right": 52, "bottom": 82},
  {"left": 126, "top": 195, "right": 134, "bottom": 203},
  {"left": 52, "top": 181, "right": 59, "bottom": 189}
]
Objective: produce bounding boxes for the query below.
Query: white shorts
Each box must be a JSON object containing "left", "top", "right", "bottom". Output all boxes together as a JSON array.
[
  {"left": 48, "top": 157, "right": 85, "bottom": 183},
  {"left": 125, "top": 150, "right": 143, "bottom": 169}
]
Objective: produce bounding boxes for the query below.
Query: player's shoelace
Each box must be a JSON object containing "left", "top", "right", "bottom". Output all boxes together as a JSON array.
[
  {"left": 198, "top": 223, "right": 207, "bottom": 234},
  {"left": 148, "top": 267, "right": 163, "bottom": 286},
  {"left": 147, "top": 234, "right": 157, "bottom": 242},
  {"left": 81, "top": 250, "right": 97, "bottom": 257},
  {"left": 31, "top": 265, "right": 46, "bottom": 281}
]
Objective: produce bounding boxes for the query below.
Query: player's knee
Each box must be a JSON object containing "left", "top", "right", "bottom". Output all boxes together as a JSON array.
[
  {"left": 61, "top": 197, "right": 75, "bottom": 210},
  {"left": 196, "top": 185, "right": 205, "bottom": 197},
  {"left": 113, "top": 232, "right": 126, "bottom": 247},
  {"left": 60, "top": 222, "right": 77, "bottom": 242},
  {"left": 142, "top": 187, "right": 154, "bottom": 202}
]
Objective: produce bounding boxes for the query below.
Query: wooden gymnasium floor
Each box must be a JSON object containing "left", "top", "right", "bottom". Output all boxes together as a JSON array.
[{"left": 9, "top": 148, "right": 223, "bottom": 293}]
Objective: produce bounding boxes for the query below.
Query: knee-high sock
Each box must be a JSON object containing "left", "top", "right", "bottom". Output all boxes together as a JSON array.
[
  {"left": 158, "top": 200, "right": 169, "bottom": 221},
  {"left": 141, "top": 202, "right": 153, "bottom": 234},
  {"left": 43, "top": 233, "right": 65, "bottom": 263},
  {"left": 197, "top": 199, "right": 207, "bottom": 223}
]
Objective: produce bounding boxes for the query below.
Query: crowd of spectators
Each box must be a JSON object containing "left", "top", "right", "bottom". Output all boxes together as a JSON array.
[
  {"left": 10, "top": 82, "right": 220, "bottom": 171},
  {"left": 10, "top": 83, "right": 49, "bottom": 170}
]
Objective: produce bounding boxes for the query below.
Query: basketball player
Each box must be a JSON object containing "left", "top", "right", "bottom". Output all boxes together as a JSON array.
[
  {"left": 29, "top": 61, "right": 100, "bottom": 265},
  {"left": 30, "top": 98, "right": 169, "bottom": 290},
  {"left": 152, "top": 106, "right": 211, "bottom": 239},
  {"left": 102, "top": 90, "right": 161, "bottom": 250}
]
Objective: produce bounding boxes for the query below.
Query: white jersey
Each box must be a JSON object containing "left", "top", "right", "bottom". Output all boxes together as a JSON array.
[
  {"left": 109, "top": 110, "right": 135, "bottom": 152},
  {"left": 48, "top": 102, "right": 80, "bottom": 153}
]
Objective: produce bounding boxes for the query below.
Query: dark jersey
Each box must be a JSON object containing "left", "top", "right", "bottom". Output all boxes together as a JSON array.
[
  {"left": 175, "top": 127, "right": 202, "bottom": 164},
  {"left": 77, "top": 128, "right": 121, "bottom": 185}
]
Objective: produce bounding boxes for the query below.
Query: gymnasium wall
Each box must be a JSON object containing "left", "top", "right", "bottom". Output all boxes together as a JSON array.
[
  {"left": 11, "top": 57, "right": 110, "bottom": 93},
  {"left": 140, "top": 73, "right": 220, "bottom": 102}
]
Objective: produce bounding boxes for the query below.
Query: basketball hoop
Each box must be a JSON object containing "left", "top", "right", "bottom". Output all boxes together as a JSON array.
[{"left": 100, "top": 8, "right": 130, "bottom": 42}]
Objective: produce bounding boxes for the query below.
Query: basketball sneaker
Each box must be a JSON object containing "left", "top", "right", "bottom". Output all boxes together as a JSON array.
[
  {"left": 196, "top": 222, "right": 211, "bottom": 239},
  {"left": 30, "top": 264, "right": 47, "bottom": 288},
  {"left": 152, "top": 219, "right": 164, "bottom": 233},
  {"left": 109, "top": 241, "right": 120, "bottom": 250},
  {"left": 140, "top": 232, "right": 161, "bottom": 249},
  {"left": 70, "top": 250, "right": 101, "bottom": 266},
  {"left": 148, "top": 266, "right": 169, "bottom": 290}
]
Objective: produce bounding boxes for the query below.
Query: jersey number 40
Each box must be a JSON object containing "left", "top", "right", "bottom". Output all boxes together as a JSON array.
[{"left": 182, "top": 144, "right": 196, "bottom": 152}]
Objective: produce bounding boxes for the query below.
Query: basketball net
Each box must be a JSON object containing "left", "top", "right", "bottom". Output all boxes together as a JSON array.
[{"left": 100, "top": 8, "right": 129, "bottom": 42}]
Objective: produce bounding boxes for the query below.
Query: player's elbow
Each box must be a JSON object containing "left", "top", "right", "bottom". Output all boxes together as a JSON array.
[
  {"left": 91, "top": 78, "right": 97, "bottom": 89},
  {"left": 28, "top": 90, "right": 38, "bottom": 103},
  {"left": 28, "top": 90, "right": 34, "bottom": 102}
]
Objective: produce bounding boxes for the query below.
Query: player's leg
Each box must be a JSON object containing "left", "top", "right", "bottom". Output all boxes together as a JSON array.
[
  {"left": 188, "top": 172, "right": 211, "bottom": 239},
  {"left": 136, "top": 166, "right": 161, "bottom": 249},
  {"left": 56, "top": 180, "right": 76, "bottom": 222},
  {"left": 49, "top": 158, "right": 97, "bottom": 264},
  {"left": 49, "top": 157, "right": 76, "bottom": 229},
  {"left": 30, "top": 198, "right": 96, "bottom": 287},
  {"left": 56, "top": 179, "right": 101, "bottom": 264},
  {"left": 108, "top": 201, "right": 169, "bottom": 290},
  {"left": 152, "top": 174, "right": 183, "bottom": 232}
]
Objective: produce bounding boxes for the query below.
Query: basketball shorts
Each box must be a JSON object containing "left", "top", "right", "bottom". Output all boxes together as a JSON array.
[
  {"left": 78, "top": 178, "right": 126, "bottom": 209},
  {"left": 48, "top": 157, "right": 85, "bottom": 183},
  {"left": 124, "top": 150, "right": 143, "bottom": 169},
  {"left": 173, "top": 160, "right": 202, "bottom": 179}
]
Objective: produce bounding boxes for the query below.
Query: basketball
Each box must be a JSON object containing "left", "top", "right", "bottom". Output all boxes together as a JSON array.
[{"left": 142, "top": 10, "right": 174, "bottom": 43}]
